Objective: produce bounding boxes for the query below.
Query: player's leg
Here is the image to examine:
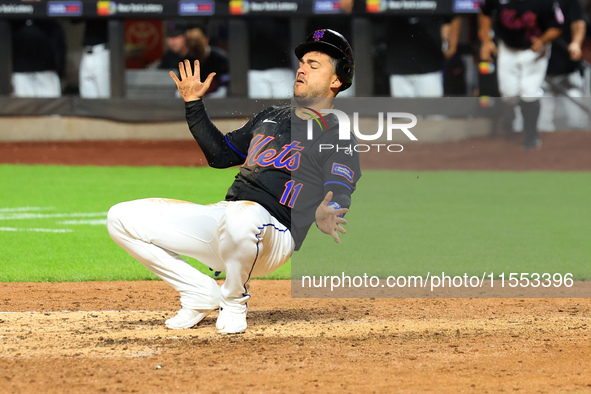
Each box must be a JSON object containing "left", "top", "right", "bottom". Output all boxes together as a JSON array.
[
  {"left": 520, "top": 46, "right": 550, "bottom": 149},
  {"left": 107, "top": 198, "right": 225, "bottom": 328},
  {"left": 215, "top": 201, "right": 293, "bottom": 334},
  {"left": 414, "top": 71, "right": 444, "bottom": 97},
  {"left": 11, "top": 73, "right": 38, "bottom": 97},
  {"left": 496, "top": 43, "right": 522, "bottom": 137},
  {"left": 35, "top": 71, "right": 62, "bottom": 98},
  {"left": 496, "top": 43, "right": 521, "bottom": 98},
  {"left": 390, "top": 74, "right": 416, "bottom": 97},
  {"left": 563, "top": 71, "right": 587, "bottom": 128},
  {"left": 538, "top": 78, "right": 557, "bottom": 132},
  {"left": 94, "top": 45, "right": 111, "bottom": 98},
  {"left": 79, "top": 50, "right": 98, "bottom": 98}
]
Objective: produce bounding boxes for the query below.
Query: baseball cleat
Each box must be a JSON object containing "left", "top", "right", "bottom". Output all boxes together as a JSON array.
[
  {"left": 165, "top": 307, "right": 215, "bottom": 330},
  {"left": 523, "top": 138, "right": 542, "bottom": 150},
  {"left": 216, "top": 307, "right": 247, "bottom": 334}
]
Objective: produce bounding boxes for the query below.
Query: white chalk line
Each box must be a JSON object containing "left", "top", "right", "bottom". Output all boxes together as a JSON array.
[
  {"left": 0, "top": 310, "right": 164, "bottom": 314},
  {"left": 0, "top": 207, "right": 107, "bottom": 233},
  {"left": 0, "top": 212, "right": 107, "bottom": 220},
  {"left": 0, "top": 207, "right": 55, "bottom": 213},
  {"left": 58, "top": 219, "right": 106, "bottom": 225},
  {"left": 0, "top": 227, "right": 73, "bottom": 233}
]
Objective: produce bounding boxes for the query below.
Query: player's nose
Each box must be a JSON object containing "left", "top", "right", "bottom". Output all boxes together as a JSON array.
[
  {"left": 295, "top": 69, "right": 306, "bottom": 82},
  {"left": 296, "top": 63, "right": 307, "bottom": 75}
]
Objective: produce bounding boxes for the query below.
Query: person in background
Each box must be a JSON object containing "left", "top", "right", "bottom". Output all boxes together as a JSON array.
[
  {"left": 247, "top": 18, "right": 293, "bottom": 98},
  {"left": 11, "top": 19, "right": 66, "bottom": 97},
  {"left": 539, "top": 0, "right": 588, "bottom": 131},
  {"left": 79, "top": 20, "right": 110, "bottom": 98},
  {"left": 159, "top": 20, "right": 190, "bottom": 71},
  {"left": 185, "top": 24, "right": 229, "bottom": 98},
  {"left": 386, "top": 15, "right": 460, "bottom": 97},
  {"left": 480, "top": 0, "right": 563, "bottom": 149}
]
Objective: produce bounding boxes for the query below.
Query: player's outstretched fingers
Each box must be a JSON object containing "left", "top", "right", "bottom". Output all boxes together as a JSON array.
[
  {"left": 336, "top": 216, "right": 347, "bottom": 229},
  {"left": 193, "top": 59, "right": 201, "bottom": 81},
  {"left": 169, "top": 71, "right": 180, "bottom": 86},
  {"left": 202, "top": 72, "right": 216, "bottom": 90},
  {"left": 178, "top": 61, "right": 187, "bottom": 80},
  {"left": 184, "top": 59, "right": 193, "bottom": 78}
]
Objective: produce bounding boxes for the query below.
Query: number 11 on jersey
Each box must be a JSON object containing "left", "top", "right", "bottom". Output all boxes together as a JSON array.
[{"left": 280, "top": 180, "right": 303, "bottom": 208}]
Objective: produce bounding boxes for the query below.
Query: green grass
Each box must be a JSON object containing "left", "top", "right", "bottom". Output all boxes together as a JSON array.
[
  {"left": 294, "top": 170, "right": 591, "bottom": 280},
  {"left": 1, "top": 164, "right": 589, "bottom": 282}
]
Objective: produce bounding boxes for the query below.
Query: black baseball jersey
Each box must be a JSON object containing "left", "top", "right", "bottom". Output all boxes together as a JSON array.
[
  {"left": 547, "top": 0, "right": 586, "bottom": 75},
  {"left": 185, "top": 100, "right": 361, "bottom": 250},
  {"left": 11, "top": 19, "right": 66, "bottom": 75},
  {"left": 386, "top": 15, "right": 453, "bottom": 75},
  {"left": 480, "top": 0, "right": 563, "bottom": 49}
]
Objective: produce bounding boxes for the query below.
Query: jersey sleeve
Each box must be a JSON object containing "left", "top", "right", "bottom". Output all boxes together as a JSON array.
[
  {"left": 567, "top": 0, "right": 586, "bottom": 23},
  {"left": 185, "top": 100, "right": 270, "bottom": 168},
  {"left": 321, "top": 139, "right": 361, "bottom": 209},
  {"left": 544, "top": 0, "right": 565, "bottom": 29}
]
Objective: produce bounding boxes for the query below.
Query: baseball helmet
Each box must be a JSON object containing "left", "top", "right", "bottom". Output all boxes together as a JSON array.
[{"left": 294, "top": 29, "right": 354, "bottom": 91}]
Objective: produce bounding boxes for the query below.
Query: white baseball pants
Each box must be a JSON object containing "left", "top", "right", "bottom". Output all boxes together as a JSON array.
[
  {"left": 79, "top": 44, "right": 111, "bottom": 98},
  {"left": 11, "top": 71, "right": 61, "bottom": 97},
  {"left": 389, "top": 71, "right": 444, "bottom": 98},
  {"left": 107, "top": 198, "right": 294, "bottom": 313},
  {"left": 497, "top": 42, "right": 551, "bottom": 102},
  {"left": 248, "top": 68, "right": 294, "bottom": 98}
]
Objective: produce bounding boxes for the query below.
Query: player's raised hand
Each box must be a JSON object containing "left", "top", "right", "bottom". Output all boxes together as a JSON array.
[
  {"left": 169, "top": 59, "right": 216, "bottom": 102},
  {"left": 315, "top": 191, "right": 349, "bottom": 244}
]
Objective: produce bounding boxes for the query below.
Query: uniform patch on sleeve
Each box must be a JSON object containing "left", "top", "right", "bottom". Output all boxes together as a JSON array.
[{"left": 331, "top": 163, "right": 354, "bottom": 183}]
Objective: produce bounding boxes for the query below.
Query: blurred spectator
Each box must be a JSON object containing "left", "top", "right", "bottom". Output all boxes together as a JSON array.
[
  {"left": 11, "top": 19, "right": 66, "bottom": 97},
  {"left": 538, "top": 0, "right": 588, "bottom": 130},
  {"left": 248, "top": 18, "right": 293, "bottom": 98},
  {"left": 386, "top": 15, "right": 460, "bottom": 97},
  {"left": 185, "top": 24, "right": 229, "bottom": 98},
  {"left": 79, "top": 20, "right": 110, "bottom": 98},
  {"left": 158, "top": 22, "right": 228, "bottom": 98},
  {"left": 479, "top": 0, "right": 563, "bottom": 149},
  {"left": 159, "top": 20, "right": 190, "bottom": 70}
]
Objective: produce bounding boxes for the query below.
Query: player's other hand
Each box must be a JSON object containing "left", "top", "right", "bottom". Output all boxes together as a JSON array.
[
  {"left": 530, "top": 36, "right": 544, "bottom": 53},
  {"left": 315, "top": 191, "right": 349, "bottom": 244},
  {"left": 169, "top": 59, "right": 216, "bottom": 102},
  {"left": 568, "top": 42, "right": 583, "bottom": 61},
  {"left": 480, "top": 40, "right": 497, "bottom": 62}
]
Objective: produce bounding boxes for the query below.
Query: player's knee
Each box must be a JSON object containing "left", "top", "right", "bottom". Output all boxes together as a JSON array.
[{"left": 106, "top": 201, "right": 133, "bottom": 238}]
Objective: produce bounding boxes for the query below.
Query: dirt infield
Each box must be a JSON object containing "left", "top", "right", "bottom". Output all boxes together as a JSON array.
[
  {"left": 1, "top": 132, "right": 591, "bottom": 392},
  {"left": 2, "top": 281, "right": 591, "bottom": 393}
]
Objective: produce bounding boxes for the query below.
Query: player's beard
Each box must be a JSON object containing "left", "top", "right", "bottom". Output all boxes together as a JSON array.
[
  {"left": 293, "top": 82, "right": 333, "bottom": 106},
  {"left": 294, "top": 95, "right": 327, "bottom": 107}
]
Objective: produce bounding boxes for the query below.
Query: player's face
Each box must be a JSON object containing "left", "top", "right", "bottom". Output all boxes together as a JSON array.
[
  {"left": 294, "top": 51, "right": 341, "bottom": 98},
  {"left": 166, "top": 34, "right": 187, "bottom": 54}
]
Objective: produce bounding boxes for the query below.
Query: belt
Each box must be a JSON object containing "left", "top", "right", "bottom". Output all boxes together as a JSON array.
[{"left": 85, "top": 43, "right": 108, "bottom": 54}]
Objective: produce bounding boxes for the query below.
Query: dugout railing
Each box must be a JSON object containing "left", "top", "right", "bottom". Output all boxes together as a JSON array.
[{"left": 0, "top": 0, "right": 484, "bottom": 121}]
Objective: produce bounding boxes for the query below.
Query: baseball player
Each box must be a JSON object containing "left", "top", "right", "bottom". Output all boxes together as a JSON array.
[
  {"left": 539, "top": 0, "right": 587, "bottom": 131},
  {"left": 107, "top": 29, "right": 360, "bottom": 334},
  {"left": 479, "top": 0, "right": 564, "bottom": 149}
]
